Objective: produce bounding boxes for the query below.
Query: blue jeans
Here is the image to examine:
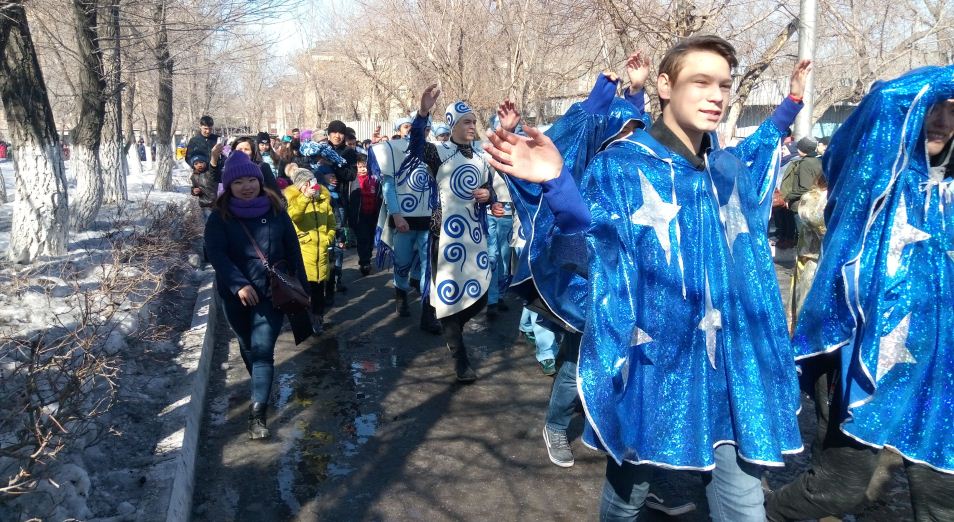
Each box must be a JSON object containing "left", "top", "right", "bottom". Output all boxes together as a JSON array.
[
  {"left": 545, "top": 360, "right": 579, "bottom": 432},
  {"left": 221, "top": 297, "right": 284, "bottom": 404},
  {"left": 600, "top": 445, "right": 764, "bottom": 521},
  {"left": 486, "top": 215, "right": 513, "bottom": 305},
  {"left": 391, "top": 229, "right": 429, "bottom": 293},
  {"left": 520, "top": 308, "right": 559, "bottom": 362}
]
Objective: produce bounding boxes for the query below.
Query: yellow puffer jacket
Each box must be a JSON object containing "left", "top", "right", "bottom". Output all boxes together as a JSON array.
[{"left": 285, "top": 185, "right": 336, "bottom": 283}]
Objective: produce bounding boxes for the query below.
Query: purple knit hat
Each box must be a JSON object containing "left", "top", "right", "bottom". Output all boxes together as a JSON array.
[{"left": 222, "top": 151, "right": 264, "bottom": 188}]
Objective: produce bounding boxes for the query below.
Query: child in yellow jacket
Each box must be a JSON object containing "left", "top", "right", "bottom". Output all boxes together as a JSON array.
[{"left": 285, "top": 168, "right": 336, "bottom": 333}]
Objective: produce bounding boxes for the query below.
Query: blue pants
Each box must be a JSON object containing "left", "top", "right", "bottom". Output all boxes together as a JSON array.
[
  {"left": 486, "top": 215, "right": 513, "bottom": 305},
  {"left": 545, "top": 360, "right": 579, "bottom": 432},
  {"left": 391, "top": 229, "right": 429, "bottom": 293},
  {"left": 600, "top": 444, "right": 764, "bottom": 521},
  {"left": 221, "top": 297, "right": 284, "bottom": 404},
  {"left": 519, "top": 307, "right": 559, "bottom": 363}
]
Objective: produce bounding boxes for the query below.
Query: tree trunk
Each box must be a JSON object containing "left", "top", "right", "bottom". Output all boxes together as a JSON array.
[
  {"left": 69, "top": 0, "right": 108, "bottom": 230},
  {"left": 0, "top": 0, "right": 70, "bottom": 262},
  {"left": 101, "top": 0, "right": 128, "bottom": 204},
  {"left": 124, "top": 77, "right": 142, "bottom": 177},
  {"left": 152, "top": 1, "right": 175, "bottom": 192}
]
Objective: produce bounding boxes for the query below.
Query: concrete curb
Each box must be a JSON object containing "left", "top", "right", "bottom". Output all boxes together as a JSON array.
[{"left": 165, "top": 271, "right": 219, "bottom": 522}]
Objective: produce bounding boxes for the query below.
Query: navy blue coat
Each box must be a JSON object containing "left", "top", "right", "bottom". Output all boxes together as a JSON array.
[{"left": 204, "top": 209, "right": 309, "bottom": 303}]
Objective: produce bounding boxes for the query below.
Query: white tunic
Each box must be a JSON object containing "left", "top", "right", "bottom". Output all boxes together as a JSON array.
[{"left": 429, "top": 143, "right": 494, "bottom": 318}]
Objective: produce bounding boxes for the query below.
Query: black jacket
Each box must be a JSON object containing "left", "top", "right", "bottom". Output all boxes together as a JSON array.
[
  {"left": 204, "top": 209, "right": 308, "bottom": 302},
  {"left": 185, "top": 133, "right": 219, "bottom": 166}
]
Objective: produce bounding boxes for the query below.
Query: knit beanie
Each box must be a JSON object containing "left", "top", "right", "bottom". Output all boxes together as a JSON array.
[
  {"left": 445, "top": 101, "right": 474, "bottom": 130},
  {"left": 256, "top": 131, "right": 270, "bottom": 145},
  {"left": 327, "top": 120, "right": 348, "bottom": 134},
  {"left": 797, "top": 136, "right": 819, "bottom": 156},
  {"left": 189, "top": 151, "right": 210, "bottom": 167},
  {"left": 300, "top": 129, "right": 314, "bottom": 141},
  {"left": 222, "top": 151, "right": 264, "bottom": 188},
  {"left": 291, "top": 167, "right": 315, "bottom": 186}
]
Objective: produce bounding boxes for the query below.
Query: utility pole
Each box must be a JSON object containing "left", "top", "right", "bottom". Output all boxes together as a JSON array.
[{"left": 795, "top": 0, "right": 817, "bottom": 139}]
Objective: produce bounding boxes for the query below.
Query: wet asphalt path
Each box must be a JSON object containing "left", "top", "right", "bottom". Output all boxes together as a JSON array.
[{"left": 192, "top": 252, "right": 913, "bottom": 521}]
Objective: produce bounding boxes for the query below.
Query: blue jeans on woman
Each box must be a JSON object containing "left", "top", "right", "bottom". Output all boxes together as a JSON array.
[
  {"left": 600, "top": 444, "right": 764, "bottom": 521},
  {"left": 221, "top": 297, "right": 285, "bottom": 404}
]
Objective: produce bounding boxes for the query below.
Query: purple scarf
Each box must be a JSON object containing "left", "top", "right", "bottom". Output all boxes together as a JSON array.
[{"left": 229, "top": 195, "right": 272, "bottom": 219}]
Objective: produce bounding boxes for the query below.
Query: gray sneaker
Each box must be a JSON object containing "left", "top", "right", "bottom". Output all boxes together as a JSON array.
[
  {"left": 542, "top": 426, "right": 574, "bottom": 467},
  {"left": 644, "top": 468, "right": 697, "bottom": 516}
]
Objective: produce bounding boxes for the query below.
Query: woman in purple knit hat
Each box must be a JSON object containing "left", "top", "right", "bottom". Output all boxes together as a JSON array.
[{"left": 204, "top": 151, "right": 310, "bottom": 440}]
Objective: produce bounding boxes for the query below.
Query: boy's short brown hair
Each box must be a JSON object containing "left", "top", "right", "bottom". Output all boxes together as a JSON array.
[{"left": 658, "top": 35, "right": 738, "bottom": 84}]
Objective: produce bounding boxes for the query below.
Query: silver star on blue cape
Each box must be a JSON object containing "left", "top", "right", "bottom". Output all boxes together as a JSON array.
[
  {"left": 876, "top": 314, "right": 917, "bottom": 381},
  {"left": 630, "top": 169, "right": 681, "bottom": 264}
]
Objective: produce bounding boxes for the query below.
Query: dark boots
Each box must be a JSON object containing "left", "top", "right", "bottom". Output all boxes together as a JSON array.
[
  {"left": 395, "top": 288, "right": 411, "bottom": 317},
  {"left": 248, "top": 402, "right": 270, "bottom": 440},
  {"left": 445, "top": 329, "right": 476, "bottom": 383},
  {"left": 420, "top": 302, "right": 442, "bottom": 335}
]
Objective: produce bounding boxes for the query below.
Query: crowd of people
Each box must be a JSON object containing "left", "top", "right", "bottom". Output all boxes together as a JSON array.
[{"left": 196, "top": 34, "right": 953, "bottom": 521}]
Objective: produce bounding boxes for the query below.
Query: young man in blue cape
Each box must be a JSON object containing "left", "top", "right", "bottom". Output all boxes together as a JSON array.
[
  {"left": 767, "top": 66, "right": 954, "bottom": 522},
  {"left": 484, "top": 35, "right": 810, "bottom": 520}
]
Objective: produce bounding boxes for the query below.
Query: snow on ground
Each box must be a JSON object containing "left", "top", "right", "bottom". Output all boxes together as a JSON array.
[{"left": 0, "top": 156, "right": 205, "bottom": 520}]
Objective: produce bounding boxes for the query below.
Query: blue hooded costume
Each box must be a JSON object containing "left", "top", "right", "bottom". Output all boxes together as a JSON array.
[
  {"left": 792, "top": 66, "right": 954, "bottom": 473},
  {"left": 506, "top": 76, "right": 651, "bottom": 330},
  {"left": 534, "top": 90, "right": 805, "bottom": 468}
]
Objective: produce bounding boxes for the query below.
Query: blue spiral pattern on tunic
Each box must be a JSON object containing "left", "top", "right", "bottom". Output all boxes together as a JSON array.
[
  {"left": 400, "top": 194, "right": 419, "bottom": 213},
  {"left": 443, "top": 215, "right": 468, "bottom": 238},
  {"left": 407, "top": 165, "right": 431, "bottom": 192},
  {"left": 476, "top": 251, "right": 489, "bottom": 270},
  {"left": 444, "top": 242, "right": 466, "bottom": 270},
  {"left": 470, "top": 222, "right": 483, "bottom": 244},
  {"left": 463, "top": 279, "right": 482, "bottom": 298},
  {"left": 450, "top": 164, "right": 481, "bottom": 201},
  {"left": 437, "top": 280, "right": 462, "bottom": 305}
]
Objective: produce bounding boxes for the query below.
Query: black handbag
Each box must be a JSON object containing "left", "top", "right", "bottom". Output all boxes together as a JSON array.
[{"left": 238, "top": 221, "right": 311, "bottom": 314}]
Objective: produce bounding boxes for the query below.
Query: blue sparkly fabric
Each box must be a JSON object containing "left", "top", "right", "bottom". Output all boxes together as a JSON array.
[
  {"left": 578, "top": 117, "right": 803, "bottom": 469},
  {"left": 793, "top": 66, "right": 954, "bottom": 473},
  {"left": 506, "top": 91, "right": 651, "bottom": 327}
]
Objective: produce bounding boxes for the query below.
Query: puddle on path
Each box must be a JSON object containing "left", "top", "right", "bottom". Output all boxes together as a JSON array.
[{"left": 271, "top": 335, "right": 388, "bottom": 516}]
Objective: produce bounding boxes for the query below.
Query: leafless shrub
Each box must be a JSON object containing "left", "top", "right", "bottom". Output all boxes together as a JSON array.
[{"left": 0, "top": 199, "right": 200, "bottom": 497}]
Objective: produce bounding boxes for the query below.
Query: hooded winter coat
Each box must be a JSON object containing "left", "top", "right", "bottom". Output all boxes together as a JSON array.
[{"left": 284, "top": 184, "right": 336, "bottom": 283}]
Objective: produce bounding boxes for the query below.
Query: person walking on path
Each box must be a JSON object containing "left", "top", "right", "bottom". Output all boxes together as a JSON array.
[
  {"left": 410, "top": 87, "right": 500, "bottom": 382},
  {"left": 768, "top": 65, "right": 954, "bottom": 522},
  {"left": 285, "top": 167, "right": 337, "bottom": 335},
  {"left": 484, "top": 36, "right": 811, "bottom": 519},
  {"left": 205, "top": 152, "right": 311, "bottom": 440}
]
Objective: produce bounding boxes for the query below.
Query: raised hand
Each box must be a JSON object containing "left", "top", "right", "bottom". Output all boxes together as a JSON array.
[
  {"left": 625, "top": 51, "right": 650, "bottom": 93},
  {"left": 371, "top": 125, "right": 382, "bottom": 144},
  {"left": 419, "top": 84, "right": 441, "bottom": 117},
  {"left": 482, "top": 126, "right": 563, "bottom": 184},
  {"left": 789, "top": 59, "right": 813, "bottom": 99},
  {"left": 497, "top": 100, "right": 521, "bottom": 133}
]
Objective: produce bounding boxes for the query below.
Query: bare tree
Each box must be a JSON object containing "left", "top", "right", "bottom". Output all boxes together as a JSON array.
[
  {"left": 150, "top": 0, "right": 174, "bottom": 191},
  {"left": 0, "top": 0, "right": 70, "bottom": 263},
  {"left": 100, "top": 0, "right": 129, "bottom": 204},
  {"left": 68, "top": 0, "right": 108, "bottom": 230}
]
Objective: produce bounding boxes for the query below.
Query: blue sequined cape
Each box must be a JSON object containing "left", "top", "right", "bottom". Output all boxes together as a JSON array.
[
  {"left": 578, "top": 118, "right": 802, "bottom": 469},
  {"left": 507, "top": 93, "right": 650, "bottom": 330},
  {"left": 792, "top": 66, "right": 954, "bottom": 473}
]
